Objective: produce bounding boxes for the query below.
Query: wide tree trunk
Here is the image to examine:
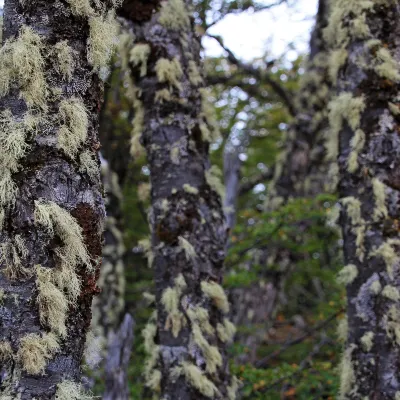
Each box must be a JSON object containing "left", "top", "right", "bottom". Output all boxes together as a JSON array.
[
  {"left": 327, "top": 1, "right": 400, "bottom": 399},
  {"left": 119, "top": 0, "right": 237, "bottom": 398},
  {"left": 0, "top": 1, "right": 117, "bottom": 397}
]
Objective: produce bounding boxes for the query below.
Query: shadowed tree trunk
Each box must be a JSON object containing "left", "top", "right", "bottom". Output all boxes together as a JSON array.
[
  {"left": 118, "top": 0, "right": 238, "bottom": 398},
  {"left": 326, "top": 1, "right": 400, "bottom": 398},
  {"left": 0, "top": 1, "right": 118, "bottom": 397}
]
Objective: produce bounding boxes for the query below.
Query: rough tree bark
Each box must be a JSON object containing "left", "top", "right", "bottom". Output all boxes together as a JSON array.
[
  {"left": 0, "top": 1, "right": 118, "bottom": 398},
  {"left": 326, "top": 1, "right": 400, "bottom": 398},
  {"left": 118, "top": 0, "right": 238, "bottom": 398}
]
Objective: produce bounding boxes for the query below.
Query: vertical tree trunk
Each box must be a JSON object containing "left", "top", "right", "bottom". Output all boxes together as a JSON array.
[
  {"left": 327, "top": 1, "right": 400, "bottom": 399},
  {"left": 119, "top": 0, "right": 237, "bottom": 398},
  {"left": 0, "top": 1, "right": 117, "bottom": 397}
]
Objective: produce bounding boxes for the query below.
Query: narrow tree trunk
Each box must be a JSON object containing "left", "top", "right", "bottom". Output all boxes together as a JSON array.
[
  {"left": 119, "top": 0, "right": 237, "bottom": 398},
  {"left": 0, "top": 1, "right": 117, "bottom": 397},
  {"left": 327, "top": 1, "right": 400, "bottom": 398}
]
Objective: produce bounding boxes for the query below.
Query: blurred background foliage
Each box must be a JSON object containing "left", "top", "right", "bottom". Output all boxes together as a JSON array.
[{"left": 93, "top": 0, "right": 344, "bottom": 398}]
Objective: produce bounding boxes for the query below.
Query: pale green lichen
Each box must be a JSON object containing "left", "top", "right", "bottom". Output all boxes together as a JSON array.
[
  {"left": 348, "top": 129, "right": 365, "bottom": 173},
  {"left": 187, "top": 306, "right": 215, "bottom": 336},
  {"left": 171, "top": 362, "right": 220, "bottom": 398},
  {"left": 138, "top": 237, "right": 154, "bottom": 268},
  {"left": 158, "top": 0, "right": 190, "bottom": 30},
  {"left": 201, "top": 281, "right": 230, "bottom": 314},
  {"left": 337, "top": 264, "right": 358, "bottom": 285},
  {"left": 79, "top": 150, "right": 99, "bottom": 181},
  {"left": 337, "top": 316, "right": 348, "bottom": 343},
  {"left": 199, "top": 88, "right": 221, "bottom": 142},
  {"left": 58, "top": 98, "right": 88, "bottom": 158},
  {"left": 216, "top": 318, "right": 236, "bottom": 343},
  {"left": 205, "top": 165, "right": 225, "bottom": 200},
  {"left": 0, "top": 341, "right": 12, "bottom": 361},
  {"left": 339, "top": 344, "right": 357, "bottom": 400},
  {"left": 0, "top": 26, "right": 47, "bottom": 108},
  {"left": 372, "top": 178, "right": 388, "bottom": 221},
  {"left": 161, "top": 274, "right": 187, "bottom": 337},
  {"left": 53, "top": 40, "right": 74, "bottom": 80},
  {"left": 138, "top": 182, "right": 151, "bottom": 202},
  {"left": 370, "top": 279, "right": 382, "bottom": 295},
  {"left": 155, "top": 88, "right": 172, "bottom": 103},
  {"left": 188, "top": 60, "right": 203, "bottom": 86},
  {"left": 385, "top": 305, "right": 400, "bottom": 345},
  {"left": 382, "top": 285, "right": 400, "bottom": 301},
  {"left": 130, "top": 44, "right": 151, "bottom": 77},
  {"left": 155, "top": 58, "right": 183, "bottom": 91},
  {"left": 360, "top": 331, "right": 374, "bottom": 352},
  {"left": 370, "top": 240, "right": 399, "bottom": 279},
  {"left": 17, "top": 332, "right": 59, "bottom": 375},
  {"left": 66, "top": 0, "right": 94, "bottom": 16},
  {"left": 375, "top": 47, "right": 400, "bottom": 82},
  {"left": 55, "top": 380, "right": 94, "bottom": 400},
  {"left": 88, "top": 12, "right": 118, "bottom": 71},
  {"left": 178, "top": 236, "right": 196, "bottom": 260},
  {"left": 183, "top": 184, "right": 199, "bottom": 195},
  {"left": 0, "top": 235, "right": 30, "bottom": 279},
  {"left": 192, "top": 323, "right": 222, "bottom": 373},
  {"left": 227, "top": 376, "right": 240, "bottom": 400},
  {"left": 35, "top": 265, "right": 68, "bottom": 337}
]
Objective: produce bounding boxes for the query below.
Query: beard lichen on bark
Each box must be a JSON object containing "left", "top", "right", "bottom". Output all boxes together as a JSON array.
[
  {"left": 0, "top": 0, "right": 119, "bottom": 398},
  {"left": 327, "top": 0, "right": 400, "bottom": 398},
  {"left": 118, "top": 0, "right": 236, "bottom": 397}
]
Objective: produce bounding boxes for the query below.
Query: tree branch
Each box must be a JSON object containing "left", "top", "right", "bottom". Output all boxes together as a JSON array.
[{"left": 239, "top": 168, "right": 274, "bottom": 196}]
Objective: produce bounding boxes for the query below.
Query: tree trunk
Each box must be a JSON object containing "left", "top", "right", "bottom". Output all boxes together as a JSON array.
[
  {"left": 0, "top": 1, "right": 117, "bottom": 397},
  {"left": 327, "top": 1, "right": 400, "bottom": 398},
  {"left": 119, "top": 0, "right": 237, "bottom": 398}
]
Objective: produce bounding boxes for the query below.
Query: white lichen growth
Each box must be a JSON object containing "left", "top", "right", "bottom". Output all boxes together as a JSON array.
[
  {"left": 360, "top": 331, "right": 374, "bottom": 352},
  {"left": 370, "top": 279, "right": 382, "bottom": 295},
  {"left": 158, "top": 0, "right": 190, "bottom": 30},
  {"left": 55, "top": 380, "right": 94, "bottom": 400},
  {"left": 79, "top": 150, "right": 99, "bottom": 181},
  {"left": 172, "top": 362, "right": 220, "bottom": 398},
  {"left": 66, "top": 0, "right": 94, "bottom": 16},
  {"left": 58, "top": 98, "right": 88, "bottom": 158},
  {"left": 53, "top": 40, "right": 74, "bottom": 80},
  {"left": 227, "top": 376, "right": 241, "bottom": 400},
  {"left": 17, "top": 333, "right": 59, "bottom": 375},
  {"left": 161, "top": 274, "right": 187, "bottom": 337},
  {"left": 372, "top": 178, "right": 388, "bottom": 221},
  {"left": 183, "top": 183, "right": 199, "bottom": 195},
  {"left": 155, "top": 88, "right": 172, "bottom": 103},
  {"left": 339, "top": 344, "right": 357, "bottom": 400},
  {"left": 337, "top": 316, "right": 348, "bottom": 343},
  {"left": 337, "top": 264, "right": 358, "bottom": 285},
  {"left": 375, "top": 47, "right": 400, "bottom": 82},
  {"left": 201, "top": 281, "right": 230, "bottom": 314},
  {"left": 35, "top": 265, "right": 68, "bottom": 337},
  {"left": 130, "top": 44, "right": 151, "bottom": 77},
  {"left": 348, "top": 129, "right": 365, "bottom": 173},
  {"left": 0, "top": 235, "right": 30, "bottom": 279},
  {"left": 199, "top": 88, "right": 221, "bottom": 142},
  {"left": 382, "top": 285, "right": 400, "bottom": 301},
  {"left": 370, "top": 240, "right": 400, "bottom": 279},
  {"left": 0, "top": 26, "right": 47, "bottom": 108},
  {"left": 187, "top": 306, "right": 215, "bottom": 336},
  {"left": 216, "top": 318, "right": 236, "bottom": 343},
  {"left": 178, "top": 236, "right": 196, "bottom": 260},
  {"left": 155, "top": 58, "right": 183, "bottom": 91},
  {"left": 88, "top": 12, "right": 118, "bottom": 71}
]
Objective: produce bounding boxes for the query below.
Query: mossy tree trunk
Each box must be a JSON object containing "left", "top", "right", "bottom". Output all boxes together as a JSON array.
[
  {"left": 327, "top": 1, "right": 400, "bottom": 398},
  {"left": 119, "top": 0, "right": 237, "bottom": 398},
  {"left": 0, "top": 1, "right": 117, "bottom": 397}
]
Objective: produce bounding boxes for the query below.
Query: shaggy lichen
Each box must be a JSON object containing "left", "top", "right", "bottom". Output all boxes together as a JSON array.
[
  {"left": 188, "top": 60, "right": 203, "bottom": 86},
  {"left": 155, "top": 58, "right": 183, "bottom": 91},
  {"left": 171, "top": 362, "right": 220, "bottom": 398},
  {"left": 0, "top": 235, "right": 30, "bottom": 279},
  {"left": 57, "top": 98, "right": 88, "bottom": 158},
  {"left": 360, "top": 331, "right": 374, "bottom": 352},
  {"left": 178, "top": 236, "right": 196, "bottom": 260},
  {"left": 382, "top": 285, "right": 400, "bottom": 301},
  {"left": 161, "top": 274, "right": 187, "bottom": 337},
  {"left": 337, "top": 264, "right": 358, "bottom": 285},
  {"left": 201, "top": 281, "right": 230, "bottom": 314},
  {"left": 79, "top": 150, "right": 99, "bottom": 181},
  {"left": 205, "top": 165, "right": 225, "bottom": 200},
  {"left": 53, "top": 40, "right": 74, "bottom": 80},
  {"left": 370, "top": 241, "right": 399, "bottom": 279},
  {"left": 339, "top": 344, "right": 357, "bottom": 400},
  {"left": 199, "top": 88, "right": 221, "bottom": 142},
  {"left": 66, "top": 0, "right": 94, "bottom": 17},
  {"left": 36, "top": 265, "right": 68, "bottom": 337},
  {"left": 372, "top": 178, "right": 388, "bottom": 221},
  {"left": 130, "top": 44, "right": 151, "bottom": 77},
  {"left": 18, "top": 333, "right": 59, "bottom": 375},
  {"left": 183, "top": 183, "right": 199, "bottom": 195},
  {"left": 158, "top": 0, "right": 190, "bottom": 30},
  {"left": 0, "top": 26, "right": 47, "bottom": 108},
  {"left": 0, "top": 341, "right": 12, "bottom": 361},
  {"left": 375, "top": 47, "right": 400, "bottom": 82},
  {"left": 55, "top": 380, "right": 94, "bottom": 400},
  {"left": 88, "top": 12, "right": 118, "bottom": 71},
  {"left": 216, "top": 318, "right": 236, "bottom": 343}
]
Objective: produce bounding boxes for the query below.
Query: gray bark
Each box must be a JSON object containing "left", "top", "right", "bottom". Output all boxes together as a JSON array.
[
  {"left": 119, "top": 0, "right": 236, "bottom": 398},
  {"left": 0, "top": 1, "right": 113, "bottom": 397},
  {"left": 103, "top": 313, "right": 134, "bottom": 400},
  {"left": 328, "top": 1, "right": 400, "bottom": 398}
]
